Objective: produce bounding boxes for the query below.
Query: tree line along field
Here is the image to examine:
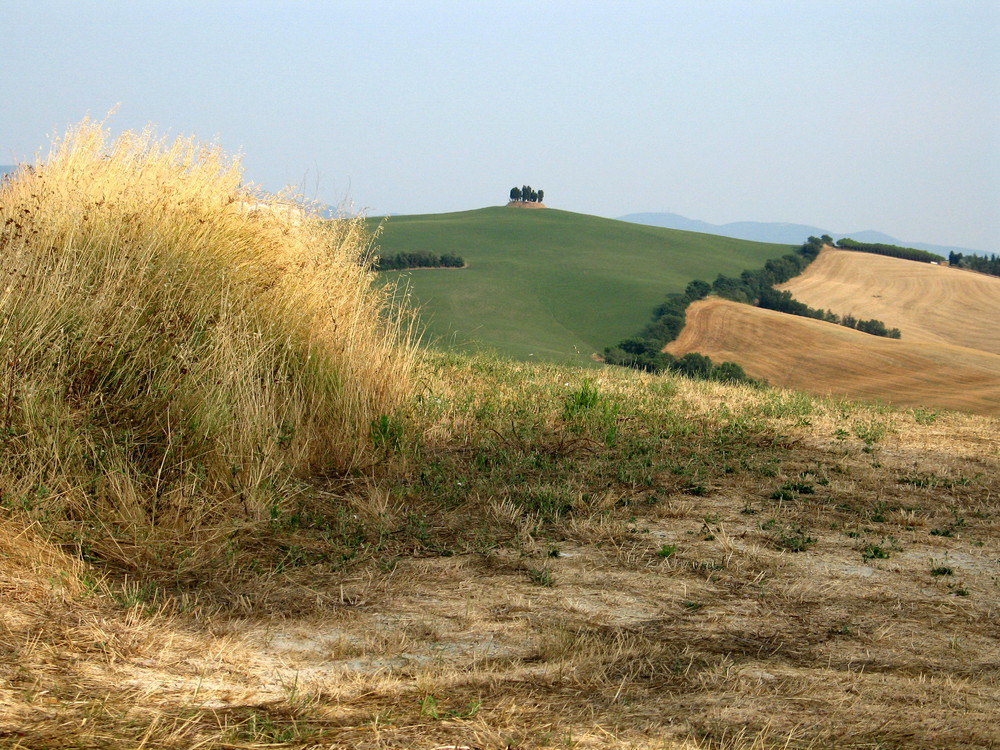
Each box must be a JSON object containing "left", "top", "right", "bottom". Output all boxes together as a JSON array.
[{"left": 367, "top": 207, "right": 795, "bottom": 364}]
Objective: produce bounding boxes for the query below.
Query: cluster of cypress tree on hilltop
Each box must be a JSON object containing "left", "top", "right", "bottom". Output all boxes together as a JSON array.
[
  {"left": 948, "top": 251, "right": 1000, "bottom": 278},
  {"left": 509, "top": 185, "right": 544, "bottom": 203}
]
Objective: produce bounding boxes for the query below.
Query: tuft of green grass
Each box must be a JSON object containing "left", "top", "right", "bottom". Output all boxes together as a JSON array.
[
  {"left": 563, "top": 380, "right": 601, "bottom": 419},
  {"left": 773, "top": 527, "right": 817, "bottom": 553},
  {"left": 527, "top": 567, "right": 554, "bottom": 587},
  {"left": 861, "top": 543, "right": 890, "bottom": 561}
]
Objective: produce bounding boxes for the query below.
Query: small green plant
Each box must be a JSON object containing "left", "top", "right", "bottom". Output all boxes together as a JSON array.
[
  {"left": 854, "top": 421, "right": 888, "bottom": 446},
  {"left": 930, "top": 565, "right": 954, "bottom": 577},
  {"left": 527, "top": 567, "right": 554, "bottom": 587},
  {"left": 419, "top": 695, "right": 482, "bottom": 720},
  {"left": 657, "top": 543, "right": 677, "bottom": 559},
  {"left": 236, "top": 712, "right": 304, "bottom": 743},
  {"left": 861, "top": 543, "right": 890, "bottom": 561},
  {"left": 773, "top": 527, "right": 816, "bottom": 553},
  {"left": 780, "top": 481, "right": 815, "bottom": 495},
  {"left": 370, "top": 414, "right": 404, "bottom": 451},
  {"left": 563, "top": 380, "right": 600, "bottom": 419}
]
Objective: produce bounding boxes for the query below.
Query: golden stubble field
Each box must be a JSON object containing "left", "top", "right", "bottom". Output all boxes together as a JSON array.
[
  {"left": 667, "top": 298, "right": 1000, "bottom": 416},
  {"left": 779, "top": 249, "right": 1000, "bottom": 356},
  {"left": 666, "top": 248, "right": 1000, "bottom": 416}
]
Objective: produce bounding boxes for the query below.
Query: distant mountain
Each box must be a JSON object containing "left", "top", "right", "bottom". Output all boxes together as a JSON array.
[{"left": 617, "top": 212, "right": 990, "bottom": 257}]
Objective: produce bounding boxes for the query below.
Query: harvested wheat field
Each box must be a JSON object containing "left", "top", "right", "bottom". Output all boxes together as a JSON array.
[
  {"left": 667, "top": 297, "right": 1000, "bottom": 416},
  {"left": 778, "top": 248, "right": 1000, "bottom": 356}
]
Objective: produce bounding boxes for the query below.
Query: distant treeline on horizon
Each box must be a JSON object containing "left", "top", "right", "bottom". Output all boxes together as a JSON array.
[{"left": 949, "top": 251, "right": 1000, "bottom": 278}]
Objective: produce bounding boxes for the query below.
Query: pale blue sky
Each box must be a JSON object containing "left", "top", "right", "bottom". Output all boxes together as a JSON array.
[{"left": 3, "top": 0, "right": 998, "bottom": 251}]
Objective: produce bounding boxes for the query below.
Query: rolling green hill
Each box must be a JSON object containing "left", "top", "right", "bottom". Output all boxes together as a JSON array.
[{"left": 368, "top": 206, "right": 795, "bottom": 364}]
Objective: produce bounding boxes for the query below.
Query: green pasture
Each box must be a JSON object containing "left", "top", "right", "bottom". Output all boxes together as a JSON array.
[{"left": 368, "top": 206, "right": 794, "bottom": 364}]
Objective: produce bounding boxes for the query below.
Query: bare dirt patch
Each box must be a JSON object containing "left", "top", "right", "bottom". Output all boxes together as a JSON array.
[{"left": 505, "top": 201, "right": 547, "bottom": 209}]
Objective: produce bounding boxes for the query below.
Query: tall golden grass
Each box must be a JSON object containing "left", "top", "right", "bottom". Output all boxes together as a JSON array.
[{"left": 0, "top": 118, "right": 415, "bottom": 570}]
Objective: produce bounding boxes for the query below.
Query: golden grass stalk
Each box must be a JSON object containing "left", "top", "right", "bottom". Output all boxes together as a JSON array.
[{"left": 0, "top": 117, "right": 415, "bottom": 569}]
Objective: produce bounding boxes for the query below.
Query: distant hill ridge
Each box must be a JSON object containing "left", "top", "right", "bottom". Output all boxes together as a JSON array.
[
  {"left": 618, "top": 211, "right": 988, "bottom": 257},
  {"left": 367, "top": 206, "right": 795, "bottom": 364}
]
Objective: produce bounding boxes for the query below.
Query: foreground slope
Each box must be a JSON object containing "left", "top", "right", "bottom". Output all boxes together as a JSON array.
[
  {"left": 370, "top": 207, "right": 793, "bottom": 363},
  {"left": 4, "top": 355, "right": 1000, "bottom": 749},
  {"left": 667, "top": 297, "right": 1000, "bottom": 415},
  {"left": 778, "top": 248, "right": 1000, "bottom": 355}
]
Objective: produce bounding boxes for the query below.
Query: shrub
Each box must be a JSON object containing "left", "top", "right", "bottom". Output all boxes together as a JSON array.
[{"left": 0, "top": 119, "right": 415, "bottom": 570}]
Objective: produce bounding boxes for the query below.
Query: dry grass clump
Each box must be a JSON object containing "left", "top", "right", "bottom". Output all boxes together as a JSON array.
[{"left": 0, "top": 118, "right": 414, "bottom": 570}]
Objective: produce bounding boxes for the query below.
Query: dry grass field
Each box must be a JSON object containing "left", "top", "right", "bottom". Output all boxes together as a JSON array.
[
  {"left": 667, "top": 298, "right": 1000, "bottom": 416},
  {"left": 778, "top": 248, "right": 1000, "bottom": 356},
  {"left": 3, "top": 356, "right": 1000, "bottom": 749}
]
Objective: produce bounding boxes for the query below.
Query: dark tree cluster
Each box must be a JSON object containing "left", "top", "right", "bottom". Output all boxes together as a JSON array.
[
  {"left": 710, "top": 238, "right": 901, "bottom": 338},
  {"left": 510, "top": 185, "right": 544, "bottom": 203},
  {"left": 835, "top": 238, "right": 944, "bottom": 264},
  {"left": 603, "top": 277, "right": 760, "bottom": 384},
  {"left": 375, "top": 251, "right": 465, "bottom": 271},
  {"left": 949, "top": 251, "right": 1000, "bottom": 278}
]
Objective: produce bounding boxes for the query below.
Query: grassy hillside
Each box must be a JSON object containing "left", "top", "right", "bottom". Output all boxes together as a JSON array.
[
  {"left": 368, "top": 207, "right": 794, "bottom": 363},
  {"left": 668, "top": 297, "right": 1000, "bottom": 416},
  {"left": 779, "top": 248, "right": 1000, "bottom": 355}
]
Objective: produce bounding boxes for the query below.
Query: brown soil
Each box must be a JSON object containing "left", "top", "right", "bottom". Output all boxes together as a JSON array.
[
  {"left": 666, "top": 297, "right": 1000, "bottom": 416},
  {"left": 505, "top": 201, "right": 547, "bottom": 209}
]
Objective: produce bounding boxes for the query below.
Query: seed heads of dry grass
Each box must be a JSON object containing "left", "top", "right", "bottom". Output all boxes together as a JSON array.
[{"left": 0, "top": 117, "right": 416, "bottom": 574}]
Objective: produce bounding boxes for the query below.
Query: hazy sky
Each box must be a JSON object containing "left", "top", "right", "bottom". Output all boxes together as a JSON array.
[{"left": 3, "top": 0, "right": 998, "bottom": 251}]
